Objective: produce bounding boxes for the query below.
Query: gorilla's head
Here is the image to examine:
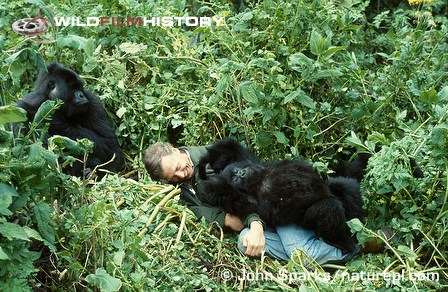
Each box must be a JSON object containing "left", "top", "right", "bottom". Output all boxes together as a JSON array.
[
  {"left": 221, "top": 161, "right": 265, "bottom": 192},
  {"left": 34, "top": 62, "right": 90, "bottom": 117}
]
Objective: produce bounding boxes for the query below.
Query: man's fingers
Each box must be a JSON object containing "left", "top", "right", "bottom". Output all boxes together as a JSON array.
[
  {"left": 243, "top": 234, "right": 264, "bottom": 257},
  {"left": 243, "top": 235, "right": 255, "bottom": 256}
]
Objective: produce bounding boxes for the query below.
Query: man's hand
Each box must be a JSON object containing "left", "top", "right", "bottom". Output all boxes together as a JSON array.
[
  {"left": 242, "top": 221, "right": 265, "bottom": 257},
  {"left": 224, "top": 213, "right": 244, "bottom": 231}
]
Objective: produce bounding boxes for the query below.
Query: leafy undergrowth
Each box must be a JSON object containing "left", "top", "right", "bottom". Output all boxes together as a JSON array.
[
  {"left": 0, "top": 118, "right": 447, "bottom": 290},
  {"left": 37, "top": 174, "right": 448, "bottom": 290}
]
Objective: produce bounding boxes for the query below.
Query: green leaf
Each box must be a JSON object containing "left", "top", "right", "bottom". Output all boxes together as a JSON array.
[
  {"left": 322, "top": 46, "right": 346, "bottom": 59},
  {"left": 256, "top": 130, "right": 273, "bottom": 149},
  {"left": 0, "top": 222, "right": 30, "bottom": 241},
  {"left": 313, "top": 69, "right": 343, "bottom": 80},
  {"left": 32, "top": 100, "right": 57, "bottom": 126},
  {"left": 29, "top": 142, "right": 44, "bottom": 162},
  {"left": 0, "top": 183, "right": 17, "bottom": 216},
  {"left": 283, "top": 91, "right": 298, "bottom": 104},
  {"left": 420, "top": 88, "right": 439, "bottom": 103},
  {"left": 346, "top": 131, "right": 364, "bottom": 148},
  {"left": 40, "top": 148, "right": 59, "bottom": 170},
  {"left": 116, "top": 107, "right": 127, "bottom": 118},
  {"left": 273, "top": 131, "right": 289, "bottom": 145},
  {"left": 57, "top": 34, "right": 89, "bottom": 51},
  {"left": 113, "top": 250, "right": 125, "bottom": 267},
  {"left": 0, "top": 246, "right": 9, "bottom": 260},
  {"left": 83, "top": 58, "right": 98, "bottom": 72},
  {"left": 85, "top": 268, "right": 122, "bottom": 292},
  {"left": 106, "top": 60, "right": 126, "bottom": 79},
  {"left": 297, "top": 90, "right": 316, "bottom": 110},
  {"left": 216, "top": 74, "right": 231, "bottom": 96},
  {"left": 351, "top": 108, "right": 366, "bottom": 120},
  {"left": 0, "top": 105, "right": 27, "bottom": 125},
  {"left": 310, "top": 30, "right": 327, "bottom": 56},
  {"left": 396, "top": 245, "right": 417, "bottom": 260},
  {"left": 284, "top": 89, "right": 316, "bottom": 110},
  {"left": 240, "top": 11, "right": 254, "bottom": 21},
  {"left": 23, "top": 226, "right": 44, "bottom": 242},
  {"left": 0, "top": 129, "right": 13, "bottom": 146},
  {"left": 119, "top": 42, "right": 148, "bottom": 54},
  {"left": 83, "top": 38, "right": 96, "bottom": 57},
  {"left": 262, "top": 109, "right": 277, "bottom": 124},
  {"left": 438, "top": 86, "right": 448, "bottom": 101},
  {"left": 242, "top": 106, "right": 258, "bottom": 120},
  {"left": 32, "top": 202, "right": 55, "bottom": 244},
  {"left": 238, "top": 81, "right": 258, "bottom": 104},
  {"left": 48, "top": 135, "right": 86, "bottom": 156},
  {"left": 6, "top": 49, "right": 29, "bottom": 78},
  {"left": 5, "top": 49, "right": 26, "bottom": 64},
  {"left": 248, "top": 58, "right": 281, "bottom": 71},
  {"left": 288, "top": 53, "right": 314, "bottom": 68},
  {"left": 347, "top": 218, "right": 364, "bottom": 232}
]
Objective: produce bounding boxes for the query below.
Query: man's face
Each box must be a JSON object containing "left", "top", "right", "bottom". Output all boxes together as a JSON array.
[{"left": 160, "top": 149, "right": 193, "bottom": 183}]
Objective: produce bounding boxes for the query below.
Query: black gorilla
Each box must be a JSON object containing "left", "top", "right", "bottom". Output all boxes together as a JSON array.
[
  {"left": 334, "top": 153, "right": 372, "bottom": 182},
  {"left": 15, "top": 62, "right": 124, "bottom": 178},
  {"left": 334, "top": 151, "right": 424, "bottom": 182},
  {"left": 195, "top": 139, "right": 364, "bottom": 253}
]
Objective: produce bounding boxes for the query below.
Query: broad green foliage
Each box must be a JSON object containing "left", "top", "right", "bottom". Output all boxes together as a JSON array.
[{"left": 0, "top": 0, "right": 447, "bottom": 290}]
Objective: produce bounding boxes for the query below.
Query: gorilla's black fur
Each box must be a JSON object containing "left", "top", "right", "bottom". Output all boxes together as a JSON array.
[
  {"left": 195, "top": 138, "right": 364, "bottom": 252},
  {"left": 15, "top": 62, "right": 124, "bottom": 178},
  {"left": 334, "top": 151, "right": 424, "bottom": 182}
]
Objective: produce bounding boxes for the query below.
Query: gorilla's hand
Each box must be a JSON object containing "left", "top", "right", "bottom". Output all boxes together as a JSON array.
[{"left": 205, "top": 163, "right": 216, "bottom": 178}]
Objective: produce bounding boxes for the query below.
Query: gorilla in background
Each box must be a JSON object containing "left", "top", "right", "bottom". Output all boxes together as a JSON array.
[
  {"left": 195, "top": 138, "right": 364, "bottom": 253},
  {"left": 334, "top": 150, "right": 424, "bottom": 182},
  {"left": 15, "top": 62, "right": 124, "bottom": 178}
]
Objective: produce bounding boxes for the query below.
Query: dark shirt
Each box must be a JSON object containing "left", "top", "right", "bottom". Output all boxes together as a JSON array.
[{"left": 178, "top": 145, "right": 264, "bottom": 228}]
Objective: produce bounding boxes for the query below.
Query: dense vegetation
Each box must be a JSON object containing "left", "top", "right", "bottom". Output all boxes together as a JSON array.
[{"left": 0, "top": 0, "right": 447, "bottom": 290}]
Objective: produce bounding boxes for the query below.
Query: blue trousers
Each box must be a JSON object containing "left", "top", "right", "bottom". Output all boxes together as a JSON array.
[{"left": 238, "top": 224, "right": 360, "bottom": 265}]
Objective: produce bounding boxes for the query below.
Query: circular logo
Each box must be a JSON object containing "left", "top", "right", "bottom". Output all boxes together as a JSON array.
[
  {"left": 221, "top": 269, "right": 233, "bottom": 282},
  {"left": 11, "top": 7, "right": 57, "bottom": 43}
]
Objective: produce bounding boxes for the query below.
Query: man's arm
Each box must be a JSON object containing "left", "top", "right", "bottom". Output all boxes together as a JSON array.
[
  {"left": 224, "top": 213, "right": 244, "bottom": 231},
  {"left": 243, "top": 220, "right": 265, "bottom": 257},
  {"left": 242, "top": 214, "right": 266, "bottom": 257}
]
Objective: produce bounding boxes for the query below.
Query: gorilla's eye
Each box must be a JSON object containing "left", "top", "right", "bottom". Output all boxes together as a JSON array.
[{"left": 48, "top": 80, "right": 56, "bottom": 90}]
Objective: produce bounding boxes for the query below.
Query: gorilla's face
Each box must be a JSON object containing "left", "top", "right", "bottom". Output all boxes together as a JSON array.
[
  {"left": 221, "top": 162, "right": 264, "bottom": 192},
  {"left": 39, "top": 63, "right": 90, "bottom": 117}
]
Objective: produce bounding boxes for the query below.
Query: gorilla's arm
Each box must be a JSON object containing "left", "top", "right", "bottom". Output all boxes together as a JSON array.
[
  {"left": 195, "top": 173, "right": 258, "bottom": 221},
  {"left": 16, "top": 92, "right": 45, "bottom": 121}
]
